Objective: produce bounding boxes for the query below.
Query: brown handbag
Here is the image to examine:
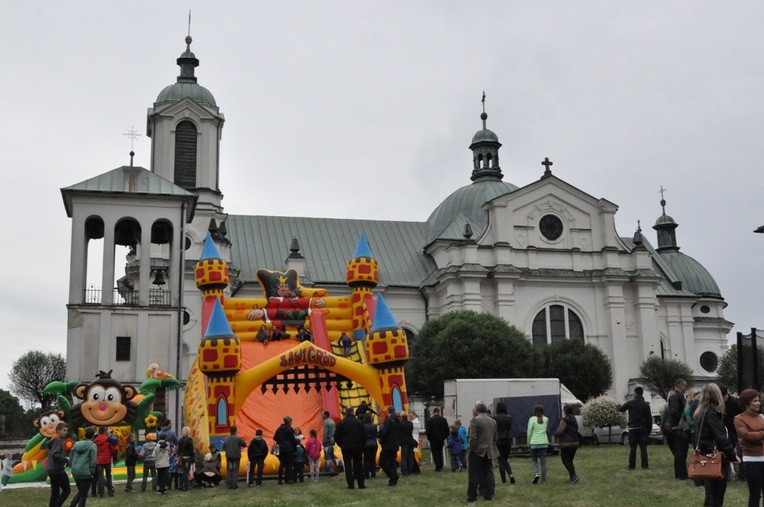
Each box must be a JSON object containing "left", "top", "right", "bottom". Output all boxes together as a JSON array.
[
  {"left": 687, "top": 412, "right": 724, "bottom": 481},
  {"left": 688, "top": 450, "right": 723, "bottom": 481}
]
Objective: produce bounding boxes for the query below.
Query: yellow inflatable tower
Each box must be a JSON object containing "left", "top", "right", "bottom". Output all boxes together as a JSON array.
[
  {"left": 195, "top": 236, "right": 240, "bottom": 442},
  {"left": 365, "top": 294, "right": 410, "bottom": 411}
]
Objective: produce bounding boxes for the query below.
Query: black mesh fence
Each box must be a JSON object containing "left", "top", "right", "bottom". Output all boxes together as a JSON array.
[{"left": 738, "top": 329, "right": 764, "bottom": 391}]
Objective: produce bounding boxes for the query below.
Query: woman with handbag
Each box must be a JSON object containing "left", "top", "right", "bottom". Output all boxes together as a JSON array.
[
  {"left": 693, "top": 383, "right": 739, "bottom": 506},
  {"left": 733, "top": 389, "right": 764, "bottom": 507}
]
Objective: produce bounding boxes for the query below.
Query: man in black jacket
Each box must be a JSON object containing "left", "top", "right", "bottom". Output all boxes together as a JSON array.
[
  {"left": 378, "top": 406, "right": 401, "bottom": 486},
  {"left": 334, "top": 407, "right": 366, "bottom": 489},
  {"left": 619, "top": 386, "right": 653, "bottom": 470},
  {"left": 426, "top": 407, "right": 450, "bottom": 471},
  {"left": 274, "top": 416, "right": 296, "bottom": 484},
  {"left": 399, "top": 411, "right": 415, "bottom": 476},
  {"left": 667, "top": 378, "right": 689, "bottom": 479}
]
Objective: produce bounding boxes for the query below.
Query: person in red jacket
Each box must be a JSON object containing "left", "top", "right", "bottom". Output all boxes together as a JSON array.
[{"left": 94, "top": 426, "right": 116, "bottom": 498}]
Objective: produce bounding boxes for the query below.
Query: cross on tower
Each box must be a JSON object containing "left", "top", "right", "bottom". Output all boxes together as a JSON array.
[
  {"left": 123, "top": 126, "right": 141, "bottom": 150},
  {"left": 541, "top": 157, "right": 553, "bottom": 177},
  {"left": 659, "top": 185, "right": 668, "bottom": 213},
  {"left": 481, "top": 90, "right": 486, "bottom": 113},
  {"left": 123, "top": 126, "right": 141, "bottom": 166}
]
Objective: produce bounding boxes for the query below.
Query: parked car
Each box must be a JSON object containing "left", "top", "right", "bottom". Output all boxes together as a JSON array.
[{"left": 592, "top": 423, "right": 664, "bottom": 445}]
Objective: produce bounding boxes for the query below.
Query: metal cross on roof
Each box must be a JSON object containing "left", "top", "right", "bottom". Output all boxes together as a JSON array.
[
  {"left": 542, "top": 157, "right": 553, "bottom": 177},
  {"left": 123, "top": 126, "right": 141, "bottom": 150},
  {"left": 659, "top": 185, "right": 668, "bottom": 213}
]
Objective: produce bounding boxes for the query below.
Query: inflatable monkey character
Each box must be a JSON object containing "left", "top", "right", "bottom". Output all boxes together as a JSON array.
[{"left": 71, "top": 370, "right": 138, "bottom": 427}]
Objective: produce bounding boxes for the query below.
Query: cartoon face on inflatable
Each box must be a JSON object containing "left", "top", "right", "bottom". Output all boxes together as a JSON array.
[
  {"left": 71, "top": 370, "right": 138, "bottom": 427},
  {"left": 34, "top": 409, "right": 65, "bottom": 439}
]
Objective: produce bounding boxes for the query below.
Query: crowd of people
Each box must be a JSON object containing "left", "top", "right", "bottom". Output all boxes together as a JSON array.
[{"left": 30, "top": 383, "right": 764, "bottom": 506}]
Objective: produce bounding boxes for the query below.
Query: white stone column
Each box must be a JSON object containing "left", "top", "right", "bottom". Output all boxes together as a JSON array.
[
  {"left": 139, "top": 223, "right": 152, "bottom": 306},
  {"left": 495, "top": 278, "right": 516, "bottom": 323},
  {"left": 101, "top": 219, "right": 115, "bottom": 305},
  {"left": 69, "top": 217, "right": 86, "bottom": 304},
  {"left": 636, "top": 284, "right": 660, "bottom": 359},
  {"left": 604, "top": 283, "right": 628, "bottom": 399}
]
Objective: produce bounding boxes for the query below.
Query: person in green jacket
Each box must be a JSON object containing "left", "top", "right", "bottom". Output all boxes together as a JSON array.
[
  {"left": 526, "top": 405, "right": 550, "bottom": 484},
  {"left": 70, "top": 426, "right": 97, "bottom": 507}
]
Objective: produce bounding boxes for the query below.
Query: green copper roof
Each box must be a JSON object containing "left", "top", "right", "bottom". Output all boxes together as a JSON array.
[
  {"left": 657, "top": 250, "right": 722, "bottom": 298},
  {"left": 471, "top": 128, "right": 499, "bottom": 144},
  {"left": 654, "top": 213, "right": 677, "bottom": 227},
  {"left": 426, "top": 179, "right": 518, "bottom": 243},
  {"left": 156, "top": 82, "right": 217, "bottom": 107},
  {"left": 61, "top": 166, "right": 197, "bottom": 217},
  {"left": 226, "top": 215, "right": 436, "bottom": 287},
  {"left": 156, "top": 36, "right": 217, "bottom": 107}
]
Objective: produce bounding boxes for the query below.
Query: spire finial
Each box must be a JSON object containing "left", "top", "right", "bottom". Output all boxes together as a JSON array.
[
  {"left": 186, "top": 11, "right": 192, "bottom": 48},
  {"left": 659, "top": 185, "right": 667, "bottom": 214},
  {"left": 632, "top": 220, "right": 643, "bottom": 246},
  {"left": 480, "top": 91, "right": 487, "bottom": 128}
]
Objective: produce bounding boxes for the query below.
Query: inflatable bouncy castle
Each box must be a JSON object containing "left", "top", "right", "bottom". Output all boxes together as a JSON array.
[
  {"left": 185, "top": 233, "right": 411, "bottom": 475},
  {"left": 9, "top": 368, "right": 179, "bottom": 484}
]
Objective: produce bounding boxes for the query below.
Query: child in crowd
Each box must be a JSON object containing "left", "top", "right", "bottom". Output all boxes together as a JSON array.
[
  {"left": 1, "top": 452, "right": 14, "bottom": 490},
  {"left": 294, "top": 441, "right": 307, "bottom": 483},
  {"left": 124, "top": 433, "right": 138, "bottom": 492},
  {"left": 141, "top": 433, "right": 158, "bottom": 492},
  {"left": 455, "top": 419, "right": 468, "bottom": 470},
  {"left": 247, "top": 429, "right": 268, "bottom": 487},
  {"left": 155, "top": 434, "right": 171, "bottom": 494},
  {"left": 305, "top": 429, "right": 322, "bottom": 483},
  {"left": 447, "top": 425, "right": 464, "bottom": 471},
  {"left": 169, "top": 447, "right": 181, "bottom": 490}
]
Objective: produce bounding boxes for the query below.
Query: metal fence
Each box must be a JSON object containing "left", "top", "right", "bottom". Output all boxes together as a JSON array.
[{"left": 81, "top": 288, "right": 171, "bottom": 306}]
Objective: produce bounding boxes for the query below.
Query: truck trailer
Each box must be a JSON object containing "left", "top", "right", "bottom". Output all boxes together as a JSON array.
[{"left": 442, "top": 378, "right": 593, "bottom": 444}]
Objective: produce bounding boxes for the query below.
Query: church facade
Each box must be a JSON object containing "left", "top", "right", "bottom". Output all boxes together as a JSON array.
[{"left": 62, "top": 38, "right": 731, "bottom": 422}]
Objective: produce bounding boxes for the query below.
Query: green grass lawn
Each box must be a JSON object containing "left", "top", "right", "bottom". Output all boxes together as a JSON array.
[{"left": 2, "top": 445, "right": 748, "bottom": 506}]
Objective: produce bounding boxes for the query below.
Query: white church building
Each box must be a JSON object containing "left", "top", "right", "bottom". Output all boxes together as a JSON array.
[{"left": 61, "top": 37, "right": 732, "bottom": 422}]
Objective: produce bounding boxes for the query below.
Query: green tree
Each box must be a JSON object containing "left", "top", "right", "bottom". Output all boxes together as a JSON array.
[
  {"left": 405, "top": 310, "right": 538, "bottom": 399},
  {"left": 539, "top": 339, "right": 612, "bottom": 402},
  {"left": 0, "top": 388, "right": 31, "bottom": 437},
  {"left": 638, "top": 356, "right": 693, "bottom": 400},
  {"left": 9, "top": 350, "right": 67, "bottom": 409},
  {"left": 716, "top": 345, "right": 737, "bottom": 392}
]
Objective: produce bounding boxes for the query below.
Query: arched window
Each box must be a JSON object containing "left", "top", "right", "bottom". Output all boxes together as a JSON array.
[
  {"left": 174, "top": 121, "right": 197, "bottom": 189},
  {"left": 216, "top": 397, "right": 228, "bottom": 427},
  {"left": 532, "top": 304, "right": 584, "bottom": 347},
  {"left": 391, "top": 386, "right": 403, "bottom": 413}
]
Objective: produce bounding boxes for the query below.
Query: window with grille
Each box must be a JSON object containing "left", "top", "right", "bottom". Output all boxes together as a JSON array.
[
  {"left": 174, "top": 121, "right": 197, "bottom": 189},
  {"left": 531, "top": 305, "right": 585, "bottom": 347}
]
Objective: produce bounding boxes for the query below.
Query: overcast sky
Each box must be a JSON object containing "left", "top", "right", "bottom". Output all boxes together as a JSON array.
[{"left": 1, "top": 2, "right": 762, "bottom": 397}]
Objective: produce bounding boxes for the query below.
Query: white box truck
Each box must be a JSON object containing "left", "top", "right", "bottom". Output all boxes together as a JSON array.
[{"left": 442, "top": 378, "right": 593, "bottom": 444}]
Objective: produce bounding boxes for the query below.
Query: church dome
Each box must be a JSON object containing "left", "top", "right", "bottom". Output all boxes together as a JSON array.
[
  {"left": 156, "top": 82, "right": 217, "bottom": 107},
  {"left": 155, "top": 36, "right": 217, "bottom": 107},
  {"left": 654, "top": 213, "right": 676, "bottom": 227},
  {"left": 471, "top": 127, "right": 499, "bottom": 144},
  {"left": 658, "top": 250, "right": 722, "bottom": 299},
  {"left": 426, "top": 179, "right": 518, "bottom": 243}
]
